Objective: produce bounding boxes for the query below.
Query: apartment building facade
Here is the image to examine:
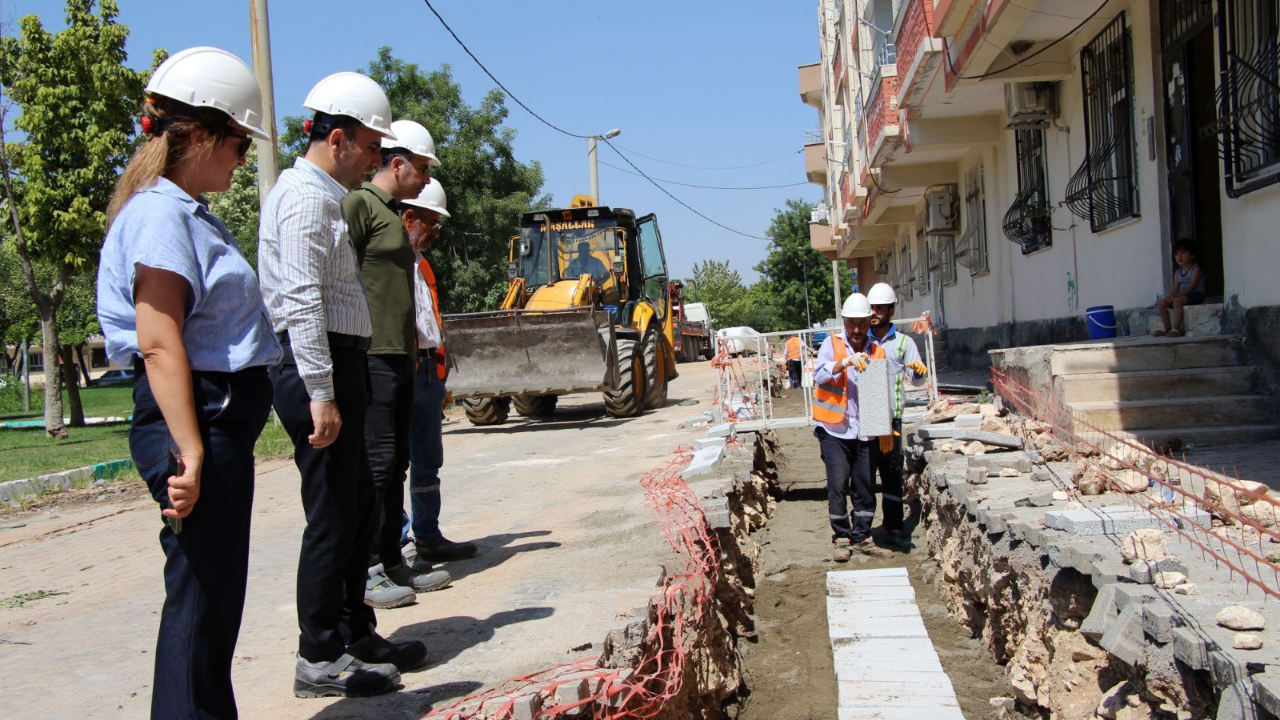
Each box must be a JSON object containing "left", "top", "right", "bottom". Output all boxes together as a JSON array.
[{"left": 800, "top": 0, "right": 1280, "bottom": 366}]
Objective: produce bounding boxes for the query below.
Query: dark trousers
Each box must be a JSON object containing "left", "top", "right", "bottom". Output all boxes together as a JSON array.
[
  {"left": 872, "top": 418, "right": 905, "bottom": 533},
  {"left": 130, "top": 365, "right": 272, "bottom": 720},
  {"left": 815, "top": 426, "right": 875, "bottom": 543},
  {"left": 787, "top": 360, "right": 802, "bottom": 389},
  {"left": 409, "top": 353, "right": 446, "bottom": 544},
  {"left": 270, "top": 345, "right": 377, "bottom": 663},
  {"left": 365, "top": 354, "right": 413, "bottom": 569}
]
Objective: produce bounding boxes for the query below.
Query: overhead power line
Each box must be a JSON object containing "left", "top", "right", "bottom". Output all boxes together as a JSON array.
[
  {"left": 609, "top": 146, "right": 803, "bottom": 171},
  {"left": 939, "top": 0, "right": 1113, "bottom": 80}
]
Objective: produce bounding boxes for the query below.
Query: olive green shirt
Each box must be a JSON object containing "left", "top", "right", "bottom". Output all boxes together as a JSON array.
[{"left": 343, "top": 182, "right": 416, "bottom": 355}]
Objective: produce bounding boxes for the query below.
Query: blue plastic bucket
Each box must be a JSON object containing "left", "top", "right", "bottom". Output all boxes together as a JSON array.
[{"left": 1085, "top": 305, "right": 1118, "bottom": 339}]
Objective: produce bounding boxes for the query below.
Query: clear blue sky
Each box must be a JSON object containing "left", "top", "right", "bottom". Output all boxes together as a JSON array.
[{"left": 9, "top": 0, "right": 822, "bottom": 281}]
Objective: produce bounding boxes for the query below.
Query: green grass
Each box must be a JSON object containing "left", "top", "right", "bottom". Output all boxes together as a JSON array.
[
  {"left": 0, "top": 385, "right": 136, "bottom": 422},
  {"left": 0, "top": 413, "right": 295, "bottom": 483}
]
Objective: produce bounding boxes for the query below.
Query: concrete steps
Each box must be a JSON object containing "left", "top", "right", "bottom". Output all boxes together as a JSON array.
[
  {"left": 1049, "top": 335, "right": 1241, "bottom": 376},
  {"left": 1116, "top": 424, "right": 1280, "bottom": 447},
  {"left": 1125, "top": 302, "right": 1224, "bottom": 338},
  {"left": 1071, "top": 395, "right": 1272, "bottom": 430},
  {"left": 1060, "top": 367, "right": 1256, "bottom": 404}
]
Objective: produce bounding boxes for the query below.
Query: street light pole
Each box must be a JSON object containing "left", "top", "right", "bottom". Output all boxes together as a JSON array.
[
  {"left": 588, "top": 128, "right": 621, "bottom": 203},
  {"left": 801, "top": 254, "right": 812, "bottom": 329},
  {"left": 249, "top": 0, "right": 279, "bottom": 204}
]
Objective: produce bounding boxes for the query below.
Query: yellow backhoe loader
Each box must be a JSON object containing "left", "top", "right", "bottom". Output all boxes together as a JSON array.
[{"left": 442, "top": 195, "right": 678, "bottom": 425}]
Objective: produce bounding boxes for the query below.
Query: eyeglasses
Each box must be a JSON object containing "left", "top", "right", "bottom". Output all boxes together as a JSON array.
[{"left": 226, "top": 130, "right": 253, "bottom": 158}]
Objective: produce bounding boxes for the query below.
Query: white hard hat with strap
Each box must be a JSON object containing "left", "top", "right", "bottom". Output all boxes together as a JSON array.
[
  {"left": 401, "top": 178, "right": 451, "bottom": 218},
  {"left": 302, "top": 72, "right": 396, "bottom": 139},
  {"left": 382, "top": 119, "right": 440, "bottom": 166},
  {"left": 145, "top": 46, "right": 270, "bottom": 141}
]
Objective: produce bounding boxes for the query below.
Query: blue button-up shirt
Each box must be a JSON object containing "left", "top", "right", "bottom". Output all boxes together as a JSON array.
[
  {"left": 812, "top": 331, "right": 879, "bottom": 440},
  {"left": 98, "top": 177, "right": 282, "bottom": 372}
]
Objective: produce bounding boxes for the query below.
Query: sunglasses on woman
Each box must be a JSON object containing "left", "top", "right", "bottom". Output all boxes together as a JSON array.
[{"left": 226, "top": 130, "right": 254, "bottom": 158}]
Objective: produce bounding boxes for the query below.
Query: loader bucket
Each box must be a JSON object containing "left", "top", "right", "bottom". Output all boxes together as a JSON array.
[{"left": 442, "top": 309, "right": 617, "bottom": 399}]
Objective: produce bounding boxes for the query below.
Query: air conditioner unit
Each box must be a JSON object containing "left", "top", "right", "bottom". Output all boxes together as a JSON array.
[
  {"left": 1005, "top": 82, "right": 1057, "bottom": 129},
  {"left": 926, "top": 185, "right": 959, "bottom": 235},
  {"left": 873, "top": 249, "right": 891, "bottom": 274}
]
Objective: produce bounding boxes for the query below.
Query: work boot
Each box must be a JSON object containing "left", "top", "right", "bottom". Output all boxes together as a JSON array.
[
  {"left": 414, "top": 536, "right": 478, "bottom": 563},
  {"left": 365, "top": 564, "right": 416, "bottom": 609},
  {"left": 347, "top": 629, "right": 430, "bottom": 672},
  {"left": 833, "top": 538, "right": 852, "bottom": 563},
  {"left": 293, "top": 654, "right": 400, "bottom": 698},
  {"left": 855, "top": 537, "right": 895, "bottom": 559},
  {"left": 386, "top": 563, "right": 451, "bottom": 593}
]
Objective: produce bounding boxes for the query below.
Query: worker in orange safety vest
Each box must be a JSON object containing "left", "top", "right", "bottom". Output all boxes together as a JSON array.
[
  {"left": 784, "top": 335, "right": 806, "bottom": 389},
  {"left": 399, "top": 179, "right": 479, "bottom": 566},
  {"left": 812, "top": 293, "right": 893, "bottom": 563}
]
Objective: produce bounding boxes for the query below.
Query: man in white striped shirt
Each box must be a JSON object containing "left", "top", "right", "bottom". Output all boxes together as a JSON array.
[{"left": 259, "top": 72, "right": 427, "bottom": 699}]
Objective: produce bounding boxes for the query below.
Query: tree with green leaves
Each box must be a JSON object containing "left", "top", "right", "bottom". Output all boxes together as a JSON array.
[
  {"left": 206, "top": 145, "right": 262, "bottom": 267},
  {"left": 0, "top": 0, "right": 147, "bottom": 436},
  {"left": 273, "top": 48, "right": 547, "bottom": 313},
  {"left": 755, "top": 199, "right": 832, "bottom": 332},
  {"left": 684, "top": 258, "right": 755, "bottom": 329}
]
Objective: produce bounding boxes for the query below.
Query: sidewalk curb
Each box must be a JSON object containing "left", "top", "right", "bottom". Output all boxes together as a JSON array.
[{"left": 0, "top": 458, "right": 135, "bottom": 507}]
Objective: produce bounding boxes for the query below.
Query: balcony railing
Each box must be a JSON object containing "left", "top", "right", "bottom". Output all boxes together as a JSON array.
[
  {"left": 866, "top": 76, "right": 900, "bottom": 154},
  {"left": 871, "top": 33, "right": 896, "bottom": 85},
  {"left": 895, "top": 0, "right": 935, "bottom": 82}
]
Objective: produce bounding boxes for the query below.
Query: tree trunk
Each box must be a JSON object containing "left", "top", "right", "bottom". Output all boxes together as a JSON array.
[
  {"left": 62, "top": 345, "right": 85, "bottom": 427},
  {"left": 76, "top": 345, "right": 92, "bottom": 387},
  {"left": 39, "top": 311, "right": 67, "bottom": 439}
]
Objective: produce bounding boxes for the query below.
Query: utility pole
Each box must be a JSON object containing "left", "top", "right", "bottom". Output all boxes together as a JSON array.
[
  {"left": 249, "top": 0, "right": 279, "bottom": 205},
  {"left": 588, "top": 129, "right": 621, "bottom": 203}
]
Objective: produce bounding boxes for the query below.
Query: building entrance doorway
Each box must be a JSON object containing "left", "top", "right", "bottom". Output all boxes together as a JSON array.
[{"left": 1160, "top": 0, "right": 1223, "bottom": 299}]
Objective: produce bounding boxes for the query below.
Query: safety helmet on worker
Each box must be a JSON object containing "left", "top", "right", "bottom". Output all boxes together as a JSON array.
[
  {"left": 382, "top": 119, "right": 440, "bottom": 166},
  {"left": 401, "top": 178, "right": 451, "bottom": 218},
  {"left": 867, "top": 282, "right": 898, "bottom": 306},
  {"left": 145, "top": 47, "right": 271, "bottom": 141},
  {"left": 841, "top": 293, "right": 874, "bottom": 319},
  {"left": 302, "top": 72, "right": 396, "bottom": 139}
]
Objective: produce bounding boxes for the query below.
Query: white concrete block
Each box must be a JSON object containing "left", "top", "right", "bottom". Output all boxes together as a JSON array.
[
  {"left": 693, "top": 436, "right": 726, "bottom": 450},
  {"left": 681, "top": 447, "right": 724, "bottom": 479},
  {"left": 858, "top": 359, "right": 894, "bottom": 437}
]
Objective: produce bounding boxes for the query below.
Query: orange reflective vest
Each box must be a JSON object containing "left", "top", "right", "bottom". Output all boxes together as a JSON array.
[
  {"left": 785, "top": 336, "right": 802, "bottom": 362},
  {"left": 417, "top": 257, "right": 447, "bottom": 382},
  {"left": 812, "top": 335, "right": 885, "bottom": 425}
]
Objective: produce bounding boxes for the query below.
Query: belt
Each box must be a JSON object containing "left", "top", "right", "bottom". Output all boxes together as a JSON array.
[
  {"left": 276, "top": 331, "right": 372, "bottom": 353},
  {"left": 418, "top": 347, "right": 437, "bottom": 361}
]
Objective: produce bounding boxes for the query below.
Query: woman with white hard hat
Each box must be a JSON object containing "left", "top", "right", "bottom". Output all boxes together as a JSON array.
[{"left": 97, "top": 47, "right": 281, "bottom": 720}]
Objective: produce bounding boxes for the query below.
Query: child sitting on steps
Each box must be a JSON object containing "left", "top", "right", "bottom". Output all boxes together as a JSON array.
[{"left": 1155, "top": 239, "right": 1206, "bottom": 337}]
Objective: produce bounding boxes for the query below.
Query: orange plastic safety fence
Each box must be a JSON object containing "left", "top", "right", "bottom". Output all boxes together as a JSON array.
[
  {"left": 991, "top": 367, "right": 1280, "bottom": 600},
  {"left": 425, "top": 444, "right": 725, "bottom": 719},
  {"left": 711, "top": 338, "right": 760, "bottom": 422}
]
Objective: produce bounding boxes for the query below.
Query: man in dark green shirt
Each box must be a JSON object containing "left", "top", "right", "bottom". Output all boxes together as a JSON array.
[{"left": 344, "top": 119, "right": 453, "bottom": 605}]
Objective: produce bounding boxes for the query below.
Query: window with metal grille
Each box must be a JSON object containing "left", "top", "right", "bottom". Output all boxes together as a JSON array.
[
  {"left": 957, "top": 164, "right": 989, "bottom": 274},
  {"left": 1003, "top": 129, "right": 1052, "bottom": 254},
  {"left": 929, "top": 236, "right": 957, "bottom": 286},
  {"left": 1066, "top": 13, "right": 1140, "bottom": 230},
  {"left": 1210, "top": 0, "right": 1280, "bottom": 196}
]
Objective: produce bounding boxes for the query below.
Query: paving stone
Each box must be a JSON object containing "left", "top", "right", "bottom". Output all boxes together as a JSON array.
[
  {"left": 1044, "top": 507, "right": 1166, "bottom": 536},
  {"left": 1128, "top": 560, "right": 1156, "bottom": 584},
  {"left": 1092, "top": 560, "right": 1130, "bottom": 588},
  {"left": 1172, "top": 626, "right": 1216, "bottom": 670},
  {"left": 681, "top": 447, "right": 724, "bottom": 479},
  {"left": 967, "top": 467, "right": 989, "bottom": 485},
  {"left": 968, "top": 453, "right": 1033, "bottom": 473},
  {"left": 1082, "top": 584, "right": 1120, "bottom": 641},
  {"left": 954, "top": 414, "right": 984, "bottom": 428},
  {"left": 1015, "top": 491, "right": 1058, "bottom": 508},
  {"left": 692, "top": 436, "right": 726, "bottom": 450},
  {"left": 1217, "top": 680, "right": 1262, "bottom": 720},
  {"left": 1059, "top": 544, "right": 1098, "bottom": 575},
  {"left": 954, "top": 430, "right": 1025, "bottom": 449},
  {"left": 831, "top": 643, "right": 945, "bottom": 674},
  {"left": 1142, "top": 601, "right": 1179, "bottom": 644},
  {"left": 858, "top": 360, "right": 894, "bottom": 437},
  {"left": 1113, "top": 583, "right": 1155, "bottom": 611},
  {"left": 701, "top": 497, "right": 731, "bottom": 529},
  {"left": 1099, "top": 601, "right": 1146, "bottom": 666},
  {"left": 1252, "top": 675, "right": 1280, "bottom": 719},
  {"left": 688, "top": 478, "right": 733, "bottom": 499},
  {"left": 1212, "top": 649, "right": 1252, "bottom": 687},
  {"left": 916, "top": 424, "right": 965, "bottom": 440},
  {"left": 706, "top": 423, "right": 732, "bottom": 438}
]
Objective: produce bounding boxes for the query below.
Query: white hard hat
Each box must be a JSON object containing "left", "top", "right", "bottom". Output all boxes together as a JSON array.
[
  {"left": 841, "top": 293, "right": 873, "bottom": 318},
  {"left": 867, "top": 282, "right": 897, "bottom": 305},
  {"left": 145, "top": 47, "right": 270, "bottom": 141},
  {"left": 302, "top": 72, "right": 396, "bottom": 139},
  {"left": 382, "top": 120, "right": 440, "bottom": 166},
  {"left": 401, "top": 178, "right": 451, "bottom": 218}
]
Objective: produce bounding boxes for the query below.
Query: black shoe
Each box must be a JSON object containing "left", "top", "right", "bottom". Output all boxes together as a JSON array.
[
  {"left": 293, "top": 654, "right": 400, "bottom": 698},
  {"left": 415, "top": 536, "right": 478, "bottom": 562},
  {"left": 347, "top": 632, "right": 430, "bottom": 672}
]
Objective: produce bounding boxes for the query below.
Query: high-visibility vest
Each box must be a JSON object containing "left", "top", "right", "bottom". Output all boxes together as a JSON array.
[
  {"left": 880, "top": 330, "right": 910, "bottom": 419},
  {"left": 785, "top": 336, "right": 802, "bottom": 362},
  {"left": 417, "top": 257, "right": 447, "bottom": 382},
  {"left": 812, "top": 335, "right": 886, "bottom": 425}
]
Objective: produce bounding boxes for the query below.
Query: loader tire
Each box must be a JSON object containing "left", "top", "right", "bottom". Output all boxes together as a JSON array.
[
  {"left": 604, "top": 338, "right": 645, "bottom": 418},
  {"left": 513, "top": 394, "right": 558, "bottom": 418},
  {"left": 463, "top": 397, "right": 510, "bottom": 426},
  {"left": 642, "top": 330, "right": 669, "bottom": 410}
]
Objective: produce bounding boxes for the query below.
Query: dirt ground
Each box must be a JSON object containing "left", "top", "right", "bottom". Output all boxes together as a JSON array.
[
  {"left": 0, "top": 362, "right": 721, "bottom": 720},
  {"left": 736, "top": 390, "right": 1015, "bottom": 720}
]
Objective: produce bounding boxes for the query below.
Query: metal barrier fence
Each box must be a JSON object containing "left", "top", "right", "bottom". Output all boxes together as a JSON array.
[
  {"left": 710, "top": 317, "right": 939, "bottom": 427},
  {"left": 991, "top": 367, "right": 1280, "bottom": 600}
]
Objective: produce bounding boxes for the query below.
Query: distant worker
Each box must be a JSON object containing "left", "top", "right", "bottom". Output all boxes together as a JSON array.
[
  {"left": 98, "top": 47, "right": 282, "bottom": 720},
  {"left": 400, "top": 179, "right": 479, "bottom": 566},
  {"left": 344, "top": 119, "right": 452, "bottom": 605},
  {"left": 812, "top": 293, "right": 892, "bottom": 562},
  {"left": 259, "top": 71, "right": 419, "bottom": 698},
  {"left": 564, "top": 240, "right": 608, "bottom": 280},
  {"left": 784, "top": 334, "right": 805, "bottom": 388},
  {"left": 866, "top": 282, "right": 929, "bottom": 544}
]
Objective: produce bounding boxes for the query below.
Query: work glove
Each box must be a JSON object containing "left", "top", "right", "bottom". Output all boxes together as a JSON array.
[
  {"left": 908, "top": 361, "right": 929, "bottom": 377},
  {"left": 840, "top": 354, "right": 869, "bottom": 372}
]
